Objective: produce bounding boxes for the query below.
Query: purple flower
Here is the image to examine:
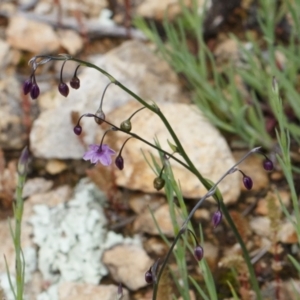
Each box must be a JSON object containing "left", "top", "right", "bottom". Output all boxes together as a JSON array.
[{"left": 83, "top": 144, "right": 115, "bottom": 166}]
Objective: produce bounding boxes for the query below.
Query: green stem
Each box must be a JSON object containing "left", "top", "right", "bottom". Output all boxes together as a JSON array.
[
  {"left": 14, "top": 173, "right": 26, "bottom": 300},
  {"left": 220, "top": 201, "right": 262, "bottom": 299}
]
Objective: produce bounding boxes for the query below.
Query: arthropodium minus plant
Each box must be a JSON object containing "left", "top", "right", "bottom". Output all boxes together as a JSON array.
[{"left": 24, "top": 55, "right": 275, "bottom": 300}]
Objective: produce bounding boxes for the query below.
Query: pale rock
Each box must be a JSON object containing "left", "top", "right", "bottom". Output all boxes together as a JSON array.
[
  {"left": 30, "top": 40, "right": 186, "bottom": 159},
  {"left": 0, "top": 76, "right": 38, "bottom": 149},
  {"left": 133, "top": 203, "right": 182, "bottom": 237},
  {"left": 45, "top": 159, "right": 68, "bottom": 175},
  {"left": 233, "top": 151, "right": 269, "bottom": 192},
  {"left": 144, "top": 237, "right": 167, "bottom": 256},
  {"left": 25, "top": 185, "right": 72, "bottom": 209},
  {"left": 249, "top": 216, "right": 270, "bottom": 237},
  {"left": 58, "top": 282, "right": 129, "bottom": 300},
  {"left": 106, "top": 101, "right": 240, "bottom": 203},
  {"left": 193, "top": 208, "right": 210, "bottom": 221},
  {"left": 57, "top": 30, "right": 83, "bottom": 55},
  {"left": 129, "top": 192, "right": 165, "bottom": 214},
  {"left": 22, "top": 178, "right": 53, "bottom": 198},
  {"left": 135, "top": 0, "right": 209, "bottom": 21},
  {"left": 0, "top": 39, "right": 19, "bottom": 69},
  {"left": 255, "top": 190, "right": 290, "bottom": 216},
  {"left": 6, "top": 15, "right": 60, "bottom": 54},
  {"left": 203, "top": 242, "right": 219, "bottom": 270},
  {"left": 50, "top": 0, "right": 107, "bottom": 18},
  {"left": 277, "top": 222, "right": 298, "bottom": 244},
  {"left": 103, "top": 244, "right": 153, "bottom": 291}
]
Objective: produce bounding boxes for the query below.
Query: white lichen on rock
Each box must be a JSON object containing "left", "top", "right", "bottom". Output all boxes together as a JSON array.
[{"left": 29, "top": 178, "right": 140, "bottom": 299}]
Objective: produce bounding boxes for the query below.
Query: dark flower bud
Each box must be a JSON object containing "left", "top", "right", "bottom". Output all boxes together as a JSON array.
[
  {"left": 212, "top": 210, "right": 222, "bottom": 228},
  {"left": 73, "top": 125, "right": 82, "bottom": 135},
  {"left": 263, "top": 159, "right": 273, "bottom": 171},
  {"left": 153, "top": 177, "right": 165, "bottom": 191},
  {"left": 58, "top": 82, "right": 69, "bottom": 97},
  {"left": 30, "top": 83, "right": 40, "bottom": 99},
  {"left": 194, "top": 245, "right": 204, "bottom": 261},
  {"left": 94, "top": 109, "right": 105, "bottom": 125},
  {"left": 115, "top": 155, "right": 124, "bottom": 170},
  {"left": 120, "top": 119, "right": 132, "bottom": 132},
  {"left": 18, "top": 146, "right": 30, "bottom": 175},
  {"left": 70, "top": 76, "right": 80, "bottom": 89},
  {"left": 243, "top": 175, "right": 253, "bottom": 190},
  {"left": 145, "top": 269, "right": 153, "bottom": 284},
  {"left": 23, "top": 78, "right": 32, "bottom": 95}
]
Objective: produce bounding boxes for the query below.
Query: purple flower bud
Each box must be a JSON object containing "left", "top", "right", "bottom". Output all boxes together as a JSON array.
[
  {"left": 23, "top": 78, "right": 32, "bottom": 95},
  {"left": 73, "top": 125, "right": 82, "bottom": 135},
  {"left": 70, "top": 76, "right": 80, "bottom": 89},
  {"left": 115, "top": 155, "right": 124, "bottom": 170},
  {"left": 212, "top": 210, "right": 222, "bottom": 228},
  {"left": 263, "top": 159, "right": 273, "bottom": 171},
  {"left": 58, "top": 82, "right": 69, "bottom": 97},
  {"left": 153, "top": 177, "right": 165, "bottom": 191},
  {"left": 243, "top": 175, "right": 253, "bottom": 190},
  {"left": 18, "top": 146, "right": 30, "bottom": 175},
  {"left": 145, "top": 269, "right": 153, "bottom": 284},
  {"left": 194, "top": 245, "right": 204, "bottom": 261},
  {"left": 30, "top": 83, "right": 40, "bottom": 99}
]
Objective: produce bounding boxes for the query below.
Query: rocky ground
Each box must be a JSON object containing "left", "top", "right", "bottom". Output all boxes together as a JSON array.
[{"left": 0, "top": 0, "right": 299, "bottom": 299}]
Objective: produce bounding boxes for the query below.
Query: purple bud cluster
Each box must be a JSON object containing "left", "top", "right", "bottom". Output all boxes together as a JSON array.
[
  {"left": 23, "top": 62, "right": 81, "bottom": 100},
  {"left": 23, "top": 76, "right": 40, "bottom": 100}
]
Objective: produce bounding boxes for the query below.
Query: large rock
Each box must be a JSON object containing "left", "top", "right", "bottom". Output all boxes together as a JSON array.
[
  {"left": 30, "top": 40, "right": 187, "bottom": 159},
  {"left": 105, "top": 101, "right": 240, "bottom": 203},
  {"left": 102, "top": 244, "right": 153, "bottom": 291},
  {"left": 58, "top": 283, "right": 129, "bottom": 300},
  {"left": 0, "top": 76, "right": 38, "bottom": 149},
  {"left": 6, "top": 15, "right": 60, "bottom": 54}
]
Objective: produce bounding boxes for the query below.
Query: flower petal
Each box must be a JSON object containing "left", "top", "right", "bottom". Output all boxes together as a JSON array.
[{"left": 99, "top": 153, "right": 112, "bottom": 166}]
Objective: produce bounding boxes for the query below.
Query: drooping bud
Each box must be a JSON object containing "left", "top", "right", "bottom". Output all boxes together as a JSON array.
[
  {"left": 58, "top": 82, "right": 69, "bottom": 97},
  {"left": 23, "top": 78, "right": 33, "bottom": 95},
  {"left": 120, "top": 119, "right": 132, "bottom": 132},
  {"left": 212, "top": 210, "right": 222, "bottom": 228},
  {"left": 115, "top": 155, "right": 124, "bottom": 170},
  {"left": 153, "top": 177, "right": 165, "bottom": 191},
  {"left": 263, "top": 159, "right": 273, "bottom": 171},
  {"left": 194, "top": 245, "right": 204, "bottom": 261},
  {"left": 18, "top": 146, "right": 30, "bottom": 175},
  {"left": 94, "top": 109, "right": 105, "bottom": 125},
  {"left": 30, "top": 83, "right": 40, "bottom": 99},
  {"left": 145, "top": 269, "right": 153, "bottom": 284},
  {"left": 73, "top": 125, "right": 82, "bottom": 135},
  {"left": 243, "top": 175, "right": 253, "bottom": 190},
  {"left": 70, "top": 76, "right": 80, "bottom": 89},
  {"left": 70, "top": 65, "right": 81, "bottom": 89}
]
